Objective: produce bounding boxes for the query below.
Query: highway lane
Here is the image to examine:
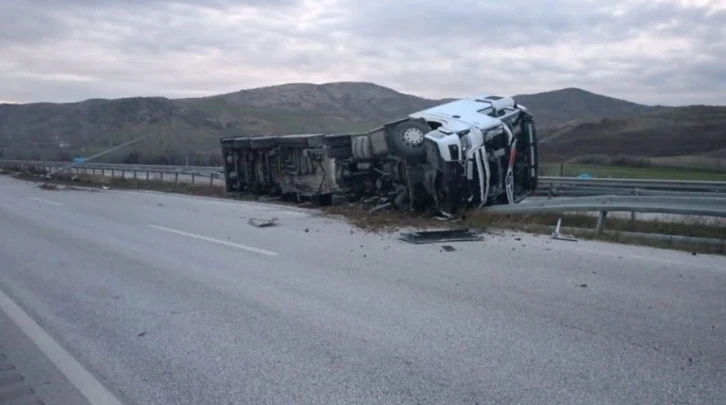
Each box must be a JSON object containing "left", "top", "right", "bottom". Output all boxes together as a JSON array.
[{"left": 0, "top": 175, "right": 725, "bottom": 405}]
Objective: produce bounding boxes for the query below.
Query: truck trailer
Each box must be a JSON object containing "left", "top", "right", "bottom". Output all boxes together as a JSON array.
[{"left": 220, "top": 94, "right": 538, "bottom": 216}]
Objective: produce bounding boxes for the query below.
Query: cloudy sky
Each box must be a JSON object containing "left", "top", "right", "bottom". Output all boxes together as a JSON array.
[{"left": 1, "top": 0, "right": 724, "bottom": 105}]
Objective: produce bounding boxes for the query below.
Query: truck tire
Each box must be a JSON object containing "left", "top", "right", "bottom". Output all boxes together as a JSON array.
[{"left": 389, "top": 120, "right": 430, "bottom": 162}]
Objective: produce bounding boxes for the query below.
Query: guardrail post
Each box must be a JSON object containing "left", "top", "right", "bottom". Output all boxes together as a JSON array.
[
  {"left": 175, "top": 173, "right": 179, "bottom": 183},
  {"left": 101, "top": 169, "right": 105, "bottom": 176},
  {"left": 133, "top": 170, "right": 137, "bottom": 180},
  {"left": 209, "top": 173, "right": 213, "bottom": 185},
  {"left": 596, "top": 211, "right": 608, "bottom": 235},
  {"left": 146, "top": 171, "right": 149, "bottom": 180},
  {"left": 160, "top": 172, "right": 164, "bottom": 181},
  {"left": 111, "top": 169, "right": 115, "bottom": 177},
  {"left": 192, "top": 173, "right": 196, "bottom": 184}
]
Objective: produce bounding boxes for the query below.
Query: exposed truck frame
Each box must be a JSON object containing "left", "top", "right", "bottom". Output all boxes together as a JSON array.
[{"left": 220, "top": 94, "right": 538, "bottom": 215}]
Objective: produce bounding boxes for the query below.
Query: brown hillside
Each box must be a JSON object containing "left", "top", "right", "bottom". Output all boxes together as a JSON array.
[
  {"left": 514, "top": 88, "right": 658, "bottom": 127},
  {"left": 538, "top": 106, "right": 726, "bottom": 162}
]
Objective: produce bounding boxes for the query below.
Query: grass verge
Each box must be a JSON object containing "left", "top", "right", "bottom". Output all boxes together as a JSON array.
[{"left": 541, "top": 163, "right": 726, "bottom": 181}]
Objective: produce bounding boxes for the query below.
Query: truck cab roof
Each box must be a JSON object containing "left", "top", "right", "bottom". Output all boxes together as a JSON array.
[{"left": 409, "top": 94, "right": 525, "bottom": 132}]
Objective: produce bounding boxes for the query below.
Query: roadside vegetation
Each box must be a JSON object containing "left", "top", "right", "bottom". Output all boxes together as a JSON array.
[{"left": 541, "top": 162, "right": 726, "bottom": 181}]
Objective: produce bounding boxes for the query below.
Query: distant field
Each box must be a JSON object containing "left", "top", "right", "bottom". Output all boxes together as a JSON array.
[{"left": 541, "top": 163, "right": 726, "bottom": 181}]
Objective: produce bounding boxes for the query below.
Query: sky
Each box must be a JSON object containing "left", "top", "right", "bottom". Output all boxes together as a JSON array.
[{"left": 1, "top": 0, "right": 725, "bottom": 106}]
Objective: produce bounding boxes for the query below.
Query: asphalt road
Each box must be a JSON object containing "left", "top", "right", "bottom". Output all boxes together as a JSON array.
[{"left": 0, "top": 175, "right": 724, "bottom": 405}]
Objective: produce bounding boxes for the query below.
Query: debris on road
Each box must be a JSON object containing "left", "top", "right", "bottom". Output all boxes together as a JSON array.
[
  {"left": 248, "top": 217, "right": 278, "bottom": 228},
  {"left": 369, "top": 202, "right": 392, "bottom": 213},
  {"left": 137, "top": 331, "right": 147, "bottom": 337},
  {"left": 441, "top": 245, "right": 457, "bottom": 252},
  {"left": 399, "top": 228, "right": 482, "bottom": 244},
  {"left": 579, "top": 283, "right": 588, "bottom": 288},
  {"left": 38, "top": 183, "right": 59, "bottom": 190},
  {"left": 102, "top": 185, "right": 110, "bottom": 190},
  {"left": 551, "top": 218, "right": 577, "bottom": 242}
]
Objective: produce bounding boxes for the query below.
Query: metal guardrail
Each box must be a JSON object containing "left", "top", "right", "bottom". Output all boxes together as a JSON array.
[
  {"left": 486, "top": 195, "right": 726, "bottom": 235},
  {"left": 487, "top": 195, "right": 726, "bottom": 217},
  {"left": 3, "top": 159, "right": 726, "bottom": 202},
  {"left": 0, "top": 160, "right": 224, "bottom": 185},
  {"left": 4, "top": 160, "right": 726, "bottom": 194},
  {"left": 0, "top": 160, "right": 221, "bottom": 173},
  {"left": 3, "top": 159, "right": 724, "bottom": 243},
  {"left": 539, "top": 176, "right": 726, "bottom": 190},
  {"left": 538, "top": 176, "right": 726, "bottom": 196}
]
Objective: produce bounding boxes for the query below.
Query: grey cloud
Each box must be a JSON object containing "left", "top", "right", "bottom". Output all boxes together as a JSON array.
[{"left": 0, "top": 0, "right": 724, "bottom": 105}]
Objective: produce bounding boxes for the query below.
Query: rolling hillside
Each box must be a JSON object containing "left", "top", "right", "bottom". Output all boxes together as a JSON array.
[
  {"left": 538, "top": 105, "right": 726, "bottom": 162},
  {"left": 0, "top": 82, "right": 724, "bottom": 165},
  {"left": 513, "top": 88, "right": 659, "bottom": 126}
]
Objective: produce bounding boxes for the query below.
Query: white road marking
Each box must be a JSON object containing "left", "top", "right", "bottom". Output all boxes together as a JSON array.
[
  {"left": 28, "top": 197, "right": 63, "bottom": 206},
  {"left": 0, "top": 287, "right": 125, "bottom": 405},
  {"left": 148, "top": 224, "right": 278, "bottom": 256}
]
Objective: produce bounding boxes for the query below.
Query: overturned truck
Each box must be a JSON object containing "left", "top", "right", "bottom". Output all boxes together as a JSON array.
[{"left": 220, "top": 94, "right": 538, "bottom": 216}]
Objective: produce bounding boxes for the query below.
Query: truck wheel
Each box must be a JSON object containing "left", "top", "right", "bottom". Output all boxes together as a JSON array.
[{"left": 389, "top": 120, "right": 430, "bottom": 162}]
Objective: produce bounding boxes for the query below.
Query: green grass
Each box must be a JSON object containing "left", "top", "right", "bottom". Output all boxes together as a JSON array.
[{"left": 541, "top": 163, "right": 726, "bottom": 180}]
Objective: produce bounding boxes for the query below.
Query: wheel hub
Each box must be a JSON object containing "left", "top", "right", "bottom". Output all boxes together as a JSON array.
[{"left": 402, "top": 128, "right": 424, "bottom": 147}]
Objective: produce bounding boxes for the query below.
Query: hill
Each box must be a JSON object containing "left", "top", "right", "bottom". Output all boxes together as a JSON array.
[
  {"left": 513, "top": 88, "right": 658, "bottom": 126},
  {"left": 538, "top": 105, "right": 726, "bottom": 162},
  {"left": 0, "top": 97, "right": 224, "bottom": 164},
  {"left": 0, "top": 82, "right": 724, "bottom": 165}
]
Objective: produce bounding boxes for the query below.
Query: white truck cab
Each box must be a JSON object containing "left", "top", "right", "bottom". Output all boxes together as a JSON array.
[{"left": 406, "top": 94, "right": 538, "bottom": 213}]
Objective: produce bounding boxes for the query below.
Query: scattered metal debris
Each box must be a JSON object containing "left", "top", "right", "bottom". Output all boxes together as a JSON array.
[
  {"left": 369, "top": 202, "right": 392, "bottom": 213},
  {"left": 102, "top": 185, "right": 110, "bottom": 190},
  {"left": 248, "top": 217, "right": 278, "bottom": 228},
  {"left": 441, "top": 245, "right": 457, "bottom": 252},
  {"left": 399, "top": 228, "right": 482, "bottom": 245},
  {"left": 37, "top": 183, "right": 58, "bottom": 190},
  {"left": 551, "top": 218, "right": 577, "bottom": 241}
]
